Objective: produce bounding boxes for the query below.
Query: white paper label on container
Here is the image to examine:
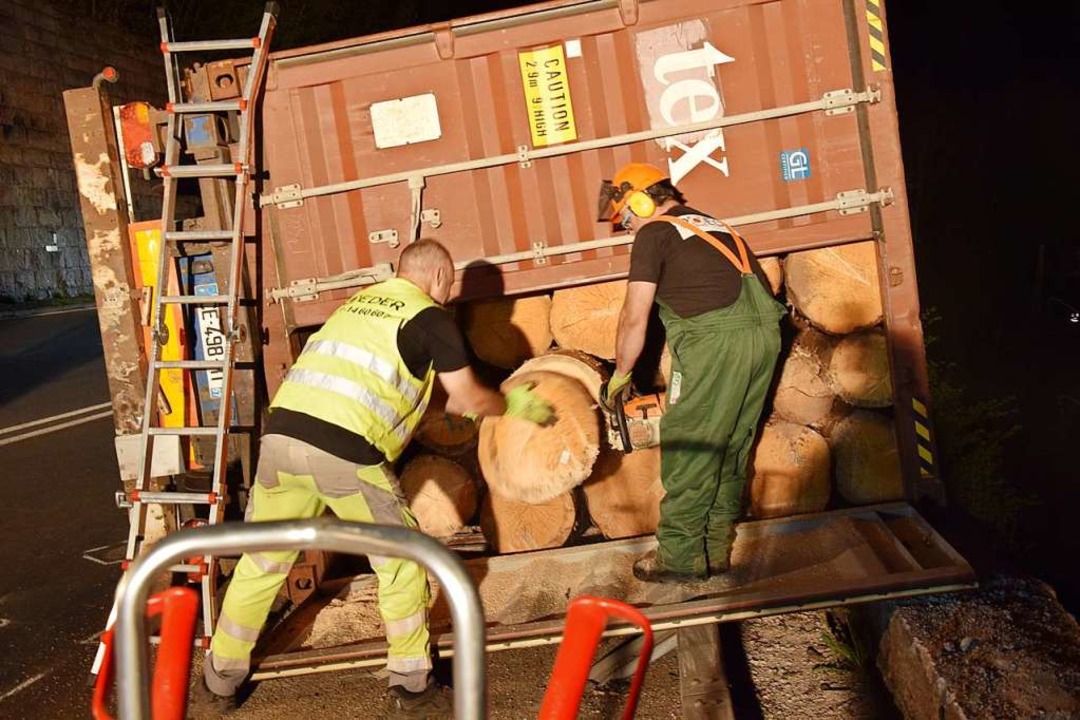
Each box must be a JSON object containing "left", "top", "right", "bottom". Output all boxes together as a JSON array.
[
  {"left": 371, "top": 93, "right": 442, "bottom": 149},
  {"left": 564, "top": 38, "right": 582, "bottom": 58}
]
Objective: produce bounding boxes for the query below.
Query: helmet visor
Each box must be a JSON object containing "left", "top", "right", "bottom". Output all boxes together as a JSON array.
[{"left": 597, "top": 180, "right": 622, "bottom": 222}]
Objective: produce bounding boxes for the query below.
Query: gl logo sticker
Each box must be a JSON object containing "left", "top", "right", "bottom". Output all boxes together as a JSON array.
[{"left": 780, "top": 148, "right": 811, "bottom": 182}]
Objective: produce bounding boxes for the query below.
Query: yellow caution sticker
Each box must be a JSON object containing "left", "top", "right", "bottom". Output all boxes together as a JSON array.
[{"left": 519, "top": 45, "right": 577, "bottom": 147}]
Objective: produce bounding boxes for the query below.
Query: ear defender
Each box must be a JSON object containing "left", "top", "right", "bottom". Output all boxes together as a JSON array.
[{"left": 627, "top": 190, "right": 656, "bottom": 218}]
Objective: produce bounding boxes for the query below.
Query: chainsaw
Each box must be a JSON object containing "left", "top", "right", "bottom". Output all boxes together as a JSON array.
[{"left": 600, "top": 382, "right": 665, "bottom": 453}]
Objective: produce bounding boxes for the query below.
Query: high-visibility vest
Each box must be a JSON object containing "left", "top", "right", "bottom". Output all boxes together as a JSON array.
[{"left": 271, "top": 277, "right": 438, "bottom": 462}]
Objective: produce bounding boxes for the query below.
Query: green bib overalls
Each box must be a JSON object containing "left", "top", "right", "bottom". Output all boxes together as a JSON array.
[{"left": 654, "top": 217, "right": 786, "bottom": 575}]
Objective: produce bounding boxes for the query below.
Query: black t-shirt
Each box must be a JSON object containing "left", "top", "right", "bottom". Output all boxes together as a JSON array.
[
  {"left": 265, "top": 305, "right": 470, "bottom": 464},
  {"left": 627, "top": 205, "right": 771, "bottom": 318}
]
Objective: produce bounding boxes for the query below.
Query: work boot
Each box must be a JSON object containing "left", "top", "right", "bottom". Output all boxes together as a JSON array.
[
  {"left": 632, "top": 551, "right": 705, "bottom": 584},
  {"left": 188, "top": 677, "right": 239, "bottom": 718},
  {"left": 387, "top": 681, "right": 453, "bottom": 719},
  {"left": 707, "top": 549, "right": 732, "bottom": 576}
]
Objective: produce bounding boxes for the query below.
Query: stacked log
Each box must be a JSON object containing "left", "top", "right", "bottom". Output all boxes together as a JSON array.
[
  {"left": 785, "top": 241, "right": 883, "bottom": 334},
  {"left": 748, "top": 421, "right": 831, "bottom": 518},
  {"left": 461, "top": 294, "right": 552, "bottom": 368},
  {"left": 582, "top": 446, "right": 664, "bottom": 539},
  {"left": 399, "top": 455, "right": 479, "bottom": 538},
  {"left": 759, "top": 256, "right": 785, "bottom": 296},
  {"left": 478, "top": 371, "right": 601, "bottom": 504},
  {"left": 772, "top": 329, "right": 850, "bottom": 436},
  {"left": 415, "top": 387, "right": 479, "bottom": 457},
  {"left": 549, "top": 280, "right": 626, "bottom": 360},
  {"left": 479, "top": 489, "right": 576, "bottom": 553},
  {"left": 828, "top": 331, "right": 892, "bottom": 408},
  {"left": 514, "top": 349, "right": 606, "bottom": 404},
  {"left": 831, "top": 410, "right": 905, "bottom": 504}
]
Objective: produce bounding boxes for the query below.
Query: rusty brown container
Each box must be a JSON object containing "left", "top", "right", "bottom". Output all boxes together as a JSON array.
[{"left": 256, "top": 0, "right": 938, "bottom": 501}]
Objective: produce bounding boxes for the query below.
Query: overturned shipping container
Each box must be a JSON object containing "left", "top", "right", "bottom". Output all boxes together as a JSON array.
[{"left": 67, "top": 0, "right": 974, "bottom": 680}]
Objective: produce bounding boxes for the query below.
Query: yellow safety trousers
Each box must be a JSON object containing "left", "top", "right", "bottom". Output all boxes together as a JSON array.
[{"left": 207, "top": 436, "right": 431, "bottom": 694}]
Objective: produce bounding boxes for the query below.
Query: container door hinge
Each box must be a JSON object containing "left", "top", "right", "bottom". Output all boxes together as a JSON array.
[
  {"left": 823, "top": 86, "right": 881, "bottom": 115},
  {"left": 836, "top": 188, "right": 893, "bottom": 215},
  {"left": 617, "top": 0, "right": 639, "bottom": 26},
  {"left": 532, "top": 241, "right": 548, "bottom": 265},
  {"left": 420, "top": 208, "right": 442, "bottom": 228},
  {"left": 517, "top": 145, "right": 532, "bottom": 168},
  {"left": 269, "top": 183, "right": 304, "bottom": 209},
  {"left": 369, "top": 229, "right": 400, "bottom": 248}
]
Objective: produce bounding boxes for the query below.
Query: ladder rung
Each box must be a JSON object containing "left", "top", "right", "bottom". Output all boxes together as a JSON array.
[
  {"left": 161, "top": 38, "right": 261, "bottom": 53},
  {"left": 159, "top": 295, "right": 230, "bottom": 305},
  {"left": 167, "top": 100, "right": 247, "bottom": 114},
  {"left": 149, "top": 427, "right": 221, "bottom": 437},
  {"left": 164, "top": 230, "right": 236, "bottom": 242},
  {"left": 155, "top": 360, "right": 229, "bottom": 370},
  {"left": 129, "top": 490, "right": 218, "bottom": 505},
  {"left": 158, "top": 163, "right": 246, "bottom": 179}
]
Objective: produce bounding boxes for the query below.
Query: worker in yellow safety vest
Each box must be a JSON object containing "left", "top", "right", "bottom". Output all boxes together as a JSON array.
[{"left": 191, "top": 239, "right": 554, "bottom": 719}]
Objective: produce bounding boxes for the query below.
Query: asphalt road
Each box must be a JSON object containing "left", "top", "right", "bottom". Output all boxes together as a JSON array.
[{"left": 0, "top": 307, "right": 128, "bottom": 719}]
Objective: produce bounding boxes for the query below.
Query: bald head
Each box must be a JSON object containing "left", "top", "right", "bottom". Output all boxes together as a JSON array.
[{"left": 397, "top": 239, "right": 455, "bottom": 304}]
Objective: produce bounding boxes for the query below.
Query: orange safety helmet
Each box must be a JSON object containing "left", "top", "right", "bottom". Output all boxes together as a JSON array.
[{"left": 597, "top": 163, "right": 669, "bottom": 222}]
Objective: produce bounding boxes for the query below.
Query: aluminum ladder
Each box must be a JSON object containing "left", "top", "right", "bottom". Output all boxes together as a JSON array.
[{"left": 119, "top": 2, "right": 277, "bottom": 648}]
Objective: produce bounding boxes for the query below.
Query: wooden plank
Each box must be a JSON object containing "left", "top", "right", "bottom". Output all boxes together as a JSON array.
[{"left": 678, "top": 625, "right": 735, "bottom": 720}]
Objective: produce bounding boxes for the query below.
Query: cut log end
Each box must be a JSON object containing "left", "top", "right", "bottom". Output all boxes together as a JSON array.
[
  {"left": 400, "top": 455, "right": 479, "bottom": 538},
  {"left": 759, "top": 256, "right": 784, "bottom": 296},
  {"left": 549, "top": 280, "right": 626, "bottom": 360},
  {"left": 462, "top": 294, "right": 553, "bottom": 369},
  {"left": 831, "top": 410, "right": 904, "bottom": 505},
  {"left": 582, "top": 446, "right": 663, "bottom": 539},
  {"left": 785, "top": 242, "right": 883, "bottom": 334},
  {"left": 749, "top": 421, "right": 831, "bottom": 518},
  {"left": 478, "top": 370, "right": 600, "bottom": 504},
  {"left": 828, "top": 331, "right": 893, "bottom": 408},
  {"left": 479, "top": 489, "right": 576, "bottom": 553}
]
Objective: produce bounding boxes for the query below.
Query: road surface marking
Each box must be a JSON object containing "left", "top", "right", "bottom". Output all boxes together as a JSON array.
[
  {"left": 82, "top": 541, "right": 125, "bottom": 566},
  {"left": 0, "top": 401, "right": 111, "bottom": 436},
  {"left": 8, "top": 305, "right": 96, "bottom": 319},
  {"left": 0, "top": 410, "right": 112, "bottom": 447},
  {"left": 0, "top": 671, "right": 47, "bottom": 702}
]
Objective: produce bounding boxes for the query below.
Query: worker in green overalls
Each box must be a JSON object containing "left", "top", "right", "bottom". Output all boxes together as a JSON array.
[{"left": 598, "top": 164, "right": 786, "bottom": 583}]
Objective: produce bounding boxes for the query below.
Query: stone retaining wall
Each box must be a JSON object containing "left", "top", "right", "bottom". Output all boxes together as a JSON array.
[{"left": 0, "top": 0, "right": 163, "bottom": 301}]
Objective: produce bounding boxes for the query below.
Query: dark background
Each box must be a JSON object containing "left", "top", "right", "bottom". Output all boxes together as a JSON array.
[{"left": 69, "top": 0, "right": 1080, "bottom": 608}]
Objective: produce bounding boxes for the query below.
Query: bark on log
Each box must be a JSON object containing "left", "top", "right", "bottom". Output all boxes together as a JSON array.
[
  {"left": 479, "top": 489, "right": 576, "bottom": 553},
  {"left": 415, "top": 387, "right": 479, "bottom": 456},
  {"left": 759, "top": 256, "right": 784, "bottom": 296},
  {"left": 785, "top": 242, "right": 883, "bottom": 334},
  {"left": 582, "top": 446, "right": 664, "bottom": 539},
  {"left": 461, "top": 294, "right": 552, "bottom": 369},
  {"left": 478, "top": 371, "right": 601, "bottom": 504},
  {"left": 400, "top": 455, "right": 479, "bottom": 538},
  {"left": 772, "top": 329, "right": 850, "bottom": 435},
  {"left": 828, "top": 331, "right": 893, "bottom": 408},
  {"left": 514, "top": 349, "right": 607, "bottom": 405},
  {"left": 549, "top": 280, "right": 626, "bottom": 360},
  {"left": 749, "top": 421, "right": 831, "bottom": 518},
  {"left": 831, "top": 411, "right": 905, "bottom": 505}
]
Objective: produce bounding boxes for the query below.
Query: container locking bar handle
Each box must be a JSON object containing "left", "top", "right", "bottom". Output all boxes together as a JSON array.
[{"left": 113, "top": 518, "right": 486, "bottom": 720}]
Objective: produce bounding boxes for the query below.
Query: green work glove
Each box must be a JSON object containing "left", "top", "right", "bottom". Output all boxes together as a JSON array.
[
  {"left": 504, "top": 384, "right": 555, "bottom": 426},
  {"left": 600, "top": 371, "right": 630, "bottom": 410}
]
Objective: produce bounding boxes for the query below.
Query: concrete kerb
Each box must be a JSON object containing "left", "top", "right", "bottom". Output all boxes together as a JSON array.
[{"left": 0, "top": 302, "right": 97, "bottom": 319}]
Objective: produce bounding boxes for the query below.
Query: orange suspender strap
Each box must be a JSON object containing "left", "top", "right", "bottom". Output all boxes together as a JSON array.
[{"left": 660, "top": 216, "right": 752, "bottom": 273}]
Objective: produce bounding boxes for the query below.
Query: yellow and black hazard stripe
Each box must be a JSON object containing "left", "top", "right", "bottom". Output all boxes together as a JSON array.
[
  {"left": 912, "top": 398, "right": 935, "bottom": 478},
  {"left": 865, "top": 0, "right": 887, "bottom": 72}
]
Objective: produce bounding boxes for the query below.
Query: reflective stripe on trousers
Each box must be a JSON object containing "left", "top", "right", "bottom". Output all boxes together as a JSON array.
[{"left": 206, "top": 434, "right": 432, "bottom": 696}]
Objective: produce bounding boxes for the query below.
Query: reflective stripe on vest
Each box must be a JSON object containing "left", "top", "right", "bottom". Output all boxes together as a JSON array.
[
  {"left": 270, "top": 278, "right": 437, "bottom": 461},
  {"left": 303, "top": 339, "right": 421, "bottom": 405},
  {"left": 283, "top": 367, "right": 411, "bottom": 443}
]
